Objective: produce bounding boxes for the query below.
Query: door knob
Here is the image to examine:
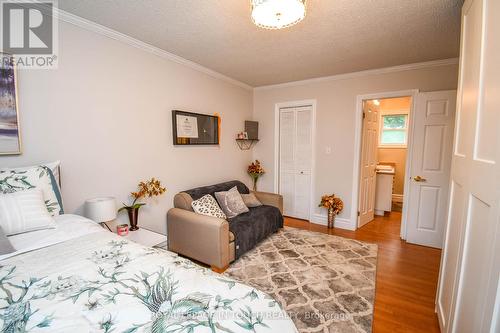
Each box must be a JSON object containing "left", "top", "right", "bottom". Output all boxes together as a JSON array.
[{"left": 413, "top": 176, "right": 427, "bottom": 182}]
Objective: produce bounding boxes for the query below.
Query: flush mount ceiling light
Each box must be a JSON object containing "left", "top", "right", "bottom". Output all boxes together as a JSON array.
[{"left": 251, "top": 0, "right": 306, "bottom": 30}]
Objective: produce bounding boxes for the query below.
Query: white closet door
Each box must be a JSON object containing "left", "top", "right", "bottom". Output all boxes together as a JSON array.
[
  {"left": 279, "top": 110, "right": 296, "bottom": 215},
  {"left": 279, "top": 106, "right": 313, "bottom": 220},
  {"left": 294, "top": 107, "right": 312, "bottom": 219}
]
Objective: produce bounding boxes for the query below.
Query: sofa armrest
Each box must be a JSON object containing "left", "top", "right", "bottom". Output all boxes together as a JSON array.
[
  {"left": 251, "top": 191, "right": 283, "bottom": 214},
  {"left": 167, "top": 208, "right": 230, "bottom": 269}
]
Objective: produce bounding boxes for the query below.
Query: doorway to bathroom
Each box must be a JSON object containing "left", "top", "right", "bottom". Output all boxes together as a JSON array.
[
  {"left": 357, "top": 96, "right": 411, "bottom": 234},
  {"left": 355, "top": 90, "right": 457, "bottom": 248}
]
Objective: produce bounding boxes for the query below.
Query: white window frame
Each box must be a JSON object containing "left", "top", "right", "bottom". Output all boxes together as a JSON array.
[{"left": 378, "top": 110, "right": 409, "bottom": 148}]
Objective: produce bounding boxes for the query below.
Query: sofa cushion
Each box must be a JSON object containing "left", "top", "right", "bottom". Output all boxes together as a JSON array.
[
  {"left": 191, "top": 194, "right": 226, "bottom": 219},
  {"left": 229, "top": 205, "right": 283, "bottom": 259},
  {"left": 215, "top": 186, "right": 249, "bottom": 218},
  {"left": 184, "top": 180, "right": 249, "bottom": 200}
]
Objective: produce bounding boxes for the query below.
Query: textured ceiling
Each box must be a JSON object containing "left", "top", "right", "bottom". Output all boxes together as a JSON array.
[{"left": 58, "top": 0, "right": 463, "bottom": 87}]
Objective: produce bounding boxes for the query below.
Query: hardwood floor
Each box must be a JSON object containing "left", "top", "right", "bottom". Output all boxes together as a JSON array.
[{"left": 285, "top": 212, "right": 442, "bottom": 333}]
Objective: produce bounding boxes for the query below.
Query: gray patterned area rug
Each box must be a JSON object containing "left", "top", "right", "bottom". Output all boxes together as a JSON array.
[{"left": 224, "top": 227, "right": 378, "bottom": 333}]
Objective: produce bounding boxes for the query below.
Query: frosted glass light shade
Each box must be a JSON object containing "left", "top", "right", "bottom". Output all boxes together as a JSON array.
[
  {"left": 85, "top": 197, "right": 117, "bottom": 223},
  {"left": 251, "top": 0, "right": 306, "bottom": 29}
]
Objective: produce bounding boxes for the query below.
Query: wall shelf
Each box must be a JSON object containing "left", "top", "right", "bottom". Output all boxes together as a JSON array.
[{"left": 236, "top": 139, "right": 259, "bottom": 150}]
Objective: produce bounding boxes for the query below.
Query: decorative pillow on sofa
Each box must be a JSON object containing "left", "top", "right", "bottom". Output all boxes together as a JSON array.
[
  {"left": 191, "top": 194, "right": 227, "bottom": 219},
  {"left": 0, "top": 188, "right": 56, "bottom": 235},
  {"left": 0, "top": 163, "right": 64, "bottom": 216},
  {"left": 215, "top": 186, "right": 249, "bottom": 218},
  {"left": 241, "top": 193, "right": 263, "bottom": 208}
]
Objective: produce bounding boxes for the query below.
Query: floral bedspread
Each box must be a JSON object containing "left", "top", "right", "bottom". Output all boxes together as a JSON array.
[{"left": 0, "top": 232, "right": 297, "bottom": 333}]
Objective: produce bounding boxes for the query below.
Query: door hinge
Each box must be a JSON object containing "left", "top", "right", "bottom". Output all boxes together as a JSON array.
[
  {"left": 357, "top": 211, "right": 360, "bottom": 216},
  {"left": 362, "top": 111, "right": 366, "bottom": 119}
]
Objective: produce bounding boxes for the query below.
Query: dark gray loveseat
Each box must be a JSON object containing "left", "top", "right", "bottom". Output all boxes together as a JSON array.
[{"left": 167, "top": 181, "right": 283, "bottom": 271}]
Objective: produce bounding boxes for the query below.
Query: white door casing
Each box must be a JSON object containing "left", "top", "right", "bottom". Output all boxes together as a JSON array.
[
  {"left": 406, "top": 90, "right": 457, "bottom": 248},
  {"left": 436, "top": 0, "right": 500, "bottom": 331},
  {"left": 358, "top": 101, "right": 379, "bottom": 228},
  {"left": 278, "top": 105, "right": 313, "bottom": 220},
  {"left": 353, "top": 90, "right": 418, "bottom": 235}
]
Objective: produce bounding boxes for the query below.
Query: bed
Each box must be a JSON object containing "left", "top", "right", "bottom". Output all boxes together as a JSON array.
[
  {"left": 0, "top": 214, "right": 297, "bottom": 332},
  {"left": 0, "top": 164, "right": 297, "bottom": 332}
]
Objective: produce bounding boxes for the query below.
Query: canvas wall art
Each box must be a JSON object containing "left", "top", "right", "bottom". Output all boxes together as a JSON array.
[{"left": 0, "top": 53, "right": 21, "bottom": 155}]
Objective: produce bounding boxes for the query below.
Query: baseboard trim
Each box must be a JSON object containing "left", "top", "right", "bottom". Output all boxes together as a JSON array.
[
  {"left": 437, "top": 302, "right": 446, "bottom": 333},
  {"left": 310, "top": 214, "right": 356, "bottom": 231},
  {"left": 392, "top": 194, "right": 404, "bottom": 203}
]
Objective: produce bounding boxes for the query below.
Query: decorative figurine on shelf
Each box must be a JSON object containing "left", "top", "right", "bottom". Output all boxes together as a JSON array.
[
  {"left": 319, "top": 194, "right": 344, "bottom": 229},
  {"left": 119, "top": 178, "right": 166, "bottom": 231},
  {"left": 248, "top": 160, "right": 265, "bottom": 191}
]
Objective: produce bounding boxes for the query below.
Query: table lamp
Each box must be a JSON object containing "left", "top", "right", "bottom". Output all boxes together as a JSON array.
[{"left": 85, "top": 197, "right": 117, "bottom": 231}]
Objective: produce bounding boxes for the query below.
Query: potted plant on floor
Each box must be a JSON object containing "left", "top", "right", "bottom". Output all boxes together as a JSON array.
[
  {"left": 319, "top": 194, "right": 344, "bottom": 229},
  {"left": 248, "top": 160, "right": 265, "bottom": 191},
  {"left": 119, "top": 178, "right": 166, "bottom": 231}
]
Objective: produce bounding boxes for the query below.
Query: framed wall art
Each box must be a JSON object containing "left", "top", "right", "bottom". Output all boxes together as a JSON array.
[
  {"left": 0, "top": 53, "right": 21, "bottom": 155},
  {"left": 172, "top": 110, "right": 219, "bottom": 145}
]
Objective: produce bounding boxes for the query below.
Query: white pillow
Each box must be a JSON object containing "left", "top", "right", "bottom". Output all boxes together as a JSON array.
[
  {"left": 191, "top": 194, "right": 227, "bottom": 219},
  {"left": 0, "top": 188, "right": 56, "bottom": 236},
  {"left": 0, "top": 162, "right": 63, "bottom": 216}
]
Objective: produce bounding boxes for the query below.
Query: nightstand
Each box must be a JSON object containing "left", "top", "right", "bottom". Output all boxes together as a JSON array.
[{"left": 119, "top": 228, "right": 168, "bottom": 248}]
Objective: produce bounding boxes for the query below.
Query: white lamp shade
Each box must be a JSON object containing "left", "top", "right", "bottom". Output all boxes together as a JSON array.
[{"left": 85, "top": 197, "right": 117, "bottom": 223}]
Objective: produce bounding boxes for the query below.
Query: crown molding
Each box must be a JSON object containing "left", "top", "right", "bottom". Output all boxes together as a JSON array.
[
  {"left": 46, "top": 6, "right": 253, "bottom": 91},
  {"left": 255, "top": 58, "right": 459, "bottom": 91}
]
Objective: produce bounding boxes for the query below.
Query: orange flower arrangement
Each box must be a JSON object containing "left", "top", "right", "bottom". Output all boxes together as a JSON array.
[
  {"left": 248, "top": 160, "right": 265, "bottom": 175},
  {"left": 248, "top": 160, "right": 265, "bottom": 191},
  {"left": 319, "top": 194, "right": 344, "bottom": 215},
  {"left": 119, "top": 178, "right": 166, "bottom": 211}
]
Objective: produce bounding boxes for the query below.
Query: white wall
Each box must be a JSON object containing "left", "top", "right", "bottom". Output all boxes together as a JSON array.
[
  {"left": 0, "top": 21, "right": 253, "bottom": 234},
  {"left": 253, "top": 64, "right": 459, "bottom": 229}
]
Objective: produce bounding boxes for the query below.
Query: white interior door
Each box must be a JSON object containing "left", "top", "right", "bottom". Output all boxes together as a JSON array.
[
  {"left": 406, "top": 90, "right": 456, "bottom": 248},
  {"left": 436, "top": 0, "right": 500, "bottom": 331},
  {"left": 279, "top": 106, "right": 312, "bottom": 220},
  {"left": 358, "top": 101, "right": 379, "bottom": 227}
]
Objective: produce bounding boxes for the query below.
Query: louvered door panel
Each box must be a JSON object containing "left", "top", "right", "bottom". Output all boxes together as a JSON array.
[
  {"left": 279, "top": 106, "right": 313, "bottom": 220},
  {"left": 279, "top": 110, "right": 296, "bottom": 217}
]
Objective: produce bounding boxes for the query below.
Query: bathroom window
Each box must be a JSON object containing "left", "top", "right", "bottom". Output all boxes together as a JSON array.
[{"left": 379, "top": 114, "right": 408, "bottom": 147}]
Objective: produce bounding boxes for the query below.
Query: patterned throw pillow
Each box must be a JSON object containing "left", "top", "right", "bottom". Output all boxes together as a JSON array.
[
  {"left": 0, "top": 165, "right": 64, "bottom": 216},
  {"left": 191, "top": 194, "right": 227, "bottom": 219},
  {"left": 215, "top": 186, "right": 249, "bottom": 218}
]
